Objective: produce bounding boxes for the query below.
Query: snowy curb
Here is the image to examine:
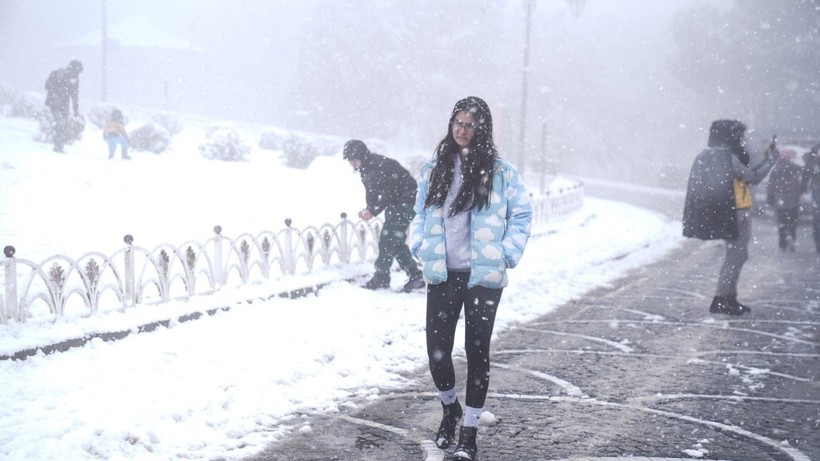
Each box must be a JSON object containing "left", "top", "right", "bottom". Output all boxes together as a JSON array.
[{"left": 0, "top": 278, "right": 350, "bottom": 361}]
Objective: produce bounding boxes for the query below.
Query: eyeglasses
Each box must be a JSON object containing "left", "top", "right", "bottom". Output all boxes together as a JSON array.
[{"left": 452, "top": 120, "right": 478, "bottom": 132}]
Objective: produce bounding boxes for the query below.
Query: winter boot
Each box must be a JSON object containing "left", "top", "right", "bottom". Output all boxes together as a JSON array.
[
  {"left": 401, "top": 272, "right": 425, "bottom": 293},
  {"left": 727, "top": 293, "right": 751, "bottom": 313},
  {"left": 453, "top": 426, "right": 478, "bottom": 460},
  {"left": 709, "top": 295, "right": 744, "bottom": 316},
  {"left": 434, "top": 399, "right": 463, "bottom": 449},
  {"left": 364, "top": 274, "right": 390, "bottom": 290}
]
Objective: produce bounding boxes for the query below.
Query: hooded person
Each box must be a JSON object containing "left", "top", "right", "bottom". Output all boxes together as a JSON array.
[
  {"left": 343, "top": 139, "right": 424, "bottom": 292},
  {"left": 682, "top": 119, "right": 778, "bottom": 315},
  {"left": 767, "top": 149, "right": 804, "bottom": 251},
  {"left": 44, "top": 59, "right": 84, "bottom": 153}
]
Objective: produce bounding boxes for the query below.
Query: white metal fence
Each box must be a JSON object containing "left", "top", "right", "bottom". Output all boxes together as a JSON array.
[{"left": 0, "top": 179, "right": 584, "bottom": 325}]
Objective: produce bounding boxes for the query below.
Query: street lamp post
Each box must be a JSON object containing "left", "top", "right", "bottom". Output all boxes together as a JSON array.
[
  {"left": 518, "top": 0, "right": 535, "bottom": 180},
  {"left": 101, "top": 0, "right": 108, "bottom": 102},
  {"left": 520, "top": 0, "right": 587, "bottom": 186}
]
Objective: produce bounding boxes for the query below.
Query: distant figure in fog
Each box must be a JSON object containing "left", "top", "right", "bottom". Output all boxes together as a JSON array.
[
  {"left": 103, "top": 109, "right": 131, "bottom": 160},
  {"left": 802, "top": 144, "right": 820, "bottom": 254},
  {"left": 44, "top": 59, "right": 84, "bottom": 153},
  {"left": 682, "top": 119, "right": 778, "bottom": 315},
  {"left": 767, "top": 149, "right": 803, "bottom": 251}
]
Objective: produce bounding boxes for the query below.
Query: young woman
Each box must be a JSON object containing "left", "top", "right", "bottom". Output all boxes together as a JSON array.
[{"left": 410, "top": 96, "right": 532, "bottom": 460}]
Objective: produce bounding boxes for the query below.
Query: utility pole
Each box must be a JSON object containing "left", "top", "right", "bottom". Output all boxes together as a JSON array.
[
  {"left": 540, "top": 119, "right": 548, "bottom": 192},
  {"left": 522, "top": 0, "right": 587, "bottom": 188},
  {"left": 518, "top": 0, "right": 534, "bottom": 180},
  {"left": 101, "top": 0, "right": 108, "bottom": 102}
]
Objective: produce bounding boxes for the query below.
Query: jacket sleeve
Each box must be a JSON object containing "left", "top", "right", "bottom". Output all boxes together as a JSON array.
[
  {"left": 732, "top": 155, "right": 775, "bottom": 185},
  {"left": 119, "top": 124, "right": 130, "bottom": 141},
  {"left": 362, "top": 158, "right": 392, "bottom": 216},
  {"left": 501, "top": 164, "right": 533, "bottom": 268},
  {"left": 409, "top": 163, "right": 431, "bottom": 258},
  {"left": 70, "top": 80, "right": 80, "bottom": 116},
  {"left": 364, "top": 180, "right": 384, "bottom": 216}
]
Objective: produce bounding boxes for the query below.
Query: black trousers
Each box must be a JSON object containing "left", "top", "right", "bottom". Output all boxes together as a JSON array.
[
  {"left": 49, "top": 104, "right": 72, "bottom": 150},
  {"left": 374, "top": 203, "right": 419, "bottom": 278},
  {"left": 426, "top": 271, "right": 503, "bottom": 409},
  {"left": 813, "top": 204, "right": 820, "bottom": 252},
  {"left": 776, "top": 207, "right": 799, "bottom": 248}
]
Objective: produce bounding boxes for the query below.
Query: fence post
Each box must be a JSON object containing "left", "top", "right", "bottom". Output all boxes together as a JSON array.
[
  {"left": 213, "top": 225, "right": 223, "bottom": 288},
  {"left": 340, "top": 212, "right": 350, "bottom": 264},
  {"left": 3, "top": 246, "right": 18, "bottom": 322},
  {"left": 123, "top": 235, "right": 136, "bottom": 306},
  {"left": 284, "top": 219, "right": 295, "bottom": 275}
]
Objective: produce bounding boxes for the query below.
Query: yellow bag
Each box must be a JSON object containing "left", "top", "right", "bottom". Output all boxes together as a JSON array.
[{"left": 733, "top": 179, "right": 752, "bottom": 209}]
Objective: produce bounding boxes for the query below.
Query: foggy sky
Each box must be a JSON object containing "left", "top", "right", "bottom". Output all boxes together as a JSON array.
[{"left": 1, "top": 0, "right": 815, "bottom": 189}]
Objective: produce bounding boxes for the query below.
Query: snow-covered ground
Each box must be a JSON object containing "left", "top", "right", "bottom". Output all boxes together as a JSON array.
[{"left": 0, "top": 110, "right": 685, "bottom": 460}]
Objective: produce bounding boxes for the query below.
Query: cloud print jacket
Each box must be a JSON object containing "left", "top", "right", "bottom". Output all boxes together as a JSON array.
[{"left": 409, "top": 157, "right": 532, "bottom": 289}]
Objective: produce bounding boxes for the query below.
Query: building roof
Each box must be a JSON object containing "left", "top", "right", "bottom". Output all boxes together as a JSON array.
[{"left": 62, "top": 15, "right": 206, "bottom": 53}]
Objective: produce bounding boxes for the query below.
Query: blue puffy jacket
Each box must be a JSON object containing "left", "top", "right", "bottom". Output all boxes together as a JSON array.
[{"left": 410, "top": 157, "right": 532, "bottom": 289}]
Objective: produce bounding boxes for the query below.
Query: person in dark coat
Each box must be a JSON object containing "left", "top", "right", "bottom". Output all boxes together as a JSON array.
[
  {"left": 343, "top": 139, "right": 424, "bottom": 292},
  {"left": 44, "top": 59, "right": 83, "bottom": 153},
  {"left": 766, "top": 150, "right": 804, "bottom": 251},
  {"left": 803, "top": 144, "right": 820, "bottom": 254},
  {"left": 682, "top": 119, "right": 777, "bottom": 315}
]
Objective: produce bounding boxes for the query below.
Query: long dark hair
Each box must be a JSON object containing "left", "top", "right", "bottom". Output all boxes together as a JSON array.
[
  {"left": 707, "top": 119, "right": 750, "bottom": 166},
  {"left": 424, "top": 96, "right": 498, "bottom": 215}
]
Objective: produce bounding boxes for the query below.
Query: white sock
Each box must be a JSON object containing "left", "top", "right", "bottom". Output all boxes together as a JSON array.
[
  {"left": 463, "top": 405, "right": 483, "bottom": 427},
  {"left": 438, "top": 387, "right": 458, "bottom": 405}
]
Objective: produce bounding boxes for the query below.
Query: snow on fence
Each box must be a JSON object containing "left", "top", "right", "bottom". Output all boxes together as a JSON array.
[
  {"left": 531, "top": 177, "right": 585, "bottom": 226},
  {"left": 0, "top": 178, "right": 583, "bottom": 325}
]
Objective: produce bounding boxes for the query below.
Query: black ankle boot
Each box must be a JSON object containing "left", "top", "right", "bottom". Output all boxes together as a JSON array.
[
  {"left": 434, "top": 399, "right": 463, "bottom": 449},
  {"left": 363, "top": 274, "right": 390, "bottom": 290},
  {"left": 727, "top": 293, "right": 751, "bottom": 313},
  {"left": 710, "top": 295, "right": 743, "bottom": 315},
  {"left": 453, "top": 425, "right": 478, "bottom": 460}
]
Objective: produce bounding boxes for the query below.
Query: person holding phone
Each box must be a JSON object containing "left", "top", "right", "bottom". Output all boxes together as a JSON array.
[
  {"left": 683, "top": 120, "right": 778, "bottom": 315},
  {"left": 767, "top": 148, "right": 803, "bottom": 251}
]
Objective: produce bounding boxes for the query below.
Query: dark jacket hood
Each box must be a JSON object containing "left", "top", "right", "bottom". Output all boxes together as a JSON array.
[{"left": 707, "top": 119, "right": 749, "bottom": 166}]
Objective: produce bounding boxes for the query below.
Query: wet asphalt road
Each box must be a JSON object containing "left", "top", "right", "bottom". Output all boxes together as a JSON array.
[{"left": 244, "top": 186, "right": 819, "bottom": 461}]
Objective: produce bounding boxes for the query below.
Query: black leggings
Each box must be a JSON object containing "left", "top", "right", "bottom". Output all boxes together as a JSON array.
[
  {"left": 426, "top": 271, "right": 503, "bottom": 409},
  {"left": 776, "top": 207, "right": 799, "bottom": 247},
  {"left": 374, "top": 204, "right": 417, "bottom": 277}
]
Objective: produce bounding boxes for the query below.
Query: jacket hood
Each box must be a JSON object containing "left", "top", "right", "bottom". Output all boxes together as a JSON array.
[
  {"left": 707, "top": 119, "right": 749, "bottom": 166},
  {"left": 342, "top": 139, "right": 370, "bottom": 161}
]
